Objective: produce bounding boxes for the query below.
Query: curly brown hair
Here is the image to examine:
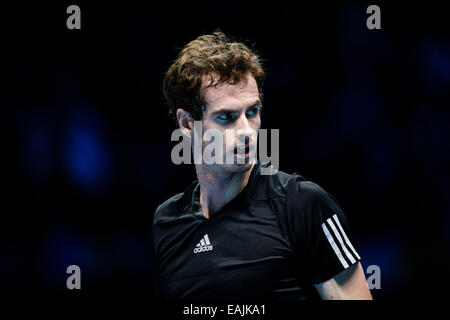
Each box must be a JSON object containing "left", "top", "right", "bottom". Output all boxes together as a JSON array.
[{"left": 163, "top": 31, "right": 265, "bottom": 120}]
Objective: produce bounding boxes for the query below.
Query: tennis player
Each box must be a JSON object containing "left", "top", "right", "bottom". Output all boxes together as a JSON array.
[{"left": 152, "top": 31, "right": 372, "bottom": 300}]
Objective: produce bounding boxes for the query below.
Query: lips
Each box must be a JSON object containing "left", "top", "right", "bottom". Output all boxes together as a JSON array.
[{"left": 234, "top": 144, "right": 251, "bottom": 155}]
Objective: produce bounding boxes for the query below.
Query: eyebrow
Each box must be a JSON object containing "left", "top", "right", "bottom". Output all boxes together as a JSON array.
[{"left": 211, "top": 100, "right": 262, "bottom": 115}]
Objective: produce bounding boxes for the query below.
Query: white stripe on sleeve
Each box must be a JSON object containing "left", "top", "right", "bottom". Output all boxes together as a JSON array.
[
  {"left": 327, "top": 216, "right": 356, "bottom": 264},
  {"left": 332, "top": 214, "right": 361, "bottom": 260},
  {"left": 321, "top": 222, "right": 349, "bottom": 269}
]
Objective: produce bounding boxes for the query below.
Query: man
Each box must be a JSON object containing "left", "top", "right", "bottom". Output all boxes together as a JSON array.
[{"left": 151, "top": 31, "right": 372, "bottom": 300}]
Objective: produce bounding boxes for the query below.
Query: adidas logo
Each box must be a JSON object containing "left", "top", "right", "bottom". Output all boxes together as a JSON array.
[{"left": 193, "top": 234, "right": 213, "bottom": 254}]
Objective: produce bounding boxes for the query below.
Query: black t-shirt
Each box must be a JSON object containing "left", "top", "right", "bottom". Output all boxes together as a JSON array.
[{"left": 151, "top": 162, "right": 361, "bottom": 300}]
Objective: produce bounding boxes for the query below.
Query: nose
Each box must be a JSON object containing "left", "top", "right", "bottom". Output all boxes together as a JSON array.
[{"left": 235, "top": 114, "right": 256, "bottom": 144}]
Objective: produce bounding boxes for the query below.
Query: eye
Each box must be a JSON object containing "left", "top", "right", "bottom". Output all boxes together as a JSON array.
[
  {"left": 246, "top": 105, "right": 261, "bottom": 117},
  {"left": 217, "top": 112, "right": 235, "bottom": 122}
]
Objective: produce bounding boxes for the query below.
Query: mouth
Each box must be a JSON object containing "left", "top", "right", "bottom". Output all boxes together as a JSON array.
[{"left": 234, "top": 144, "right": 251, "bottom": 157}]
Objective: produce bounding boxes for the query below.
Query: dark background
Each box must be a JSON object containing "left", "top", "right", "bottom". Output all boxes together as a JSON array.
[{"left": 2, "top": 1, "right": 450, "bottom": 301}]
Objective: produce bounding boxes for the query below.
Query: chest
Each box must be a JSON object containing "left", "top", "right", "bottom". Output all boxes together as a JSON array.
[{"left": 157, "top": 200, "right": 298, "bottom": 300}]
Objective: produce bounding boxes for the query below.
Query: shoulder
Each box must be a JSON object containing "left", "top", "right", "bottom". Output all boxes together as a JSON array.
[
  {"left": 248, "top": 163, "right": 298, "bottom": 200},
  {"left": 252, "top": 163, "right": 339, "bottom": 210},
  {"left": 153, "top": 182, "right": 196, "bottom": 226},
  {"left": 286, "top": 176, "right": 346, "bottom": 225},
  {"left": 255, "top": 163, "right": 326, "bottom": 200},
  {"left": 290, "top": 178, "right": 333, "bottom": 205},
  {"left": 153, "top": 193, "right": 183, "bottom": 223}
]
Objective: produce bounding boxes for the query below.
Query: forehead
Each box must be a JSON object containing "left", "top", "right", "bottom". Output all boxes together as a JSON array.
[{"left": 202, "top": 74, "right": 260, "bottom": 112}]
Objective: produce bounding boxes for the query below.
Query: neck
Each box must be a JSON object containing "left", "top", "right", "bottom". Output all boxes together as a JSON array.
[{"left": 195, "top": 163, "right": 255, "bottom": 219}]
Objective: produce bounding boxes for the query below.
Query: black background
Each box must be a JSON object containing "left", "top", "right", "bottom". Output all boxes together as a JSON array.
[{"left": 2, "top": 0, "right": 450, "bottom": 303}]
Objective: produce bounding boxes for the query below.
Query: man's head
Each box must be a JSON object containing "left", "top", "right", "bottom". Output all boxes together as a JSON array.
[
  {"left": 163, "top": 31, "right": 265, "bottom": 173},
  {"left": 163, "top": 31, "right": 265, "bottom": 121}
]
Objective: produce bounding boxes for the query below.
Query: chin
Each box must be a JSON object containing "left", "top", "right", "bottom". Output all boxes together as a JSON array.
[{"left": 220, "top": 162, "right": 253, "bottom": 173}]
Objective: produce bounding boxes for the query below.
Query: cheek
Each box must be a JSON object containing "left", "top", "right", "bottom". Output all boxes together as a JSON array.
[
  {"left": 224, "top": 132, "right": 235, "bottom": 151},
  {"left": 249, "top": 116, "right": 261, "bottom": 135},
  {"left": 252, "top": 116, "right": 261, "bottom": 129},
  {"left": 250, "top": 117, "right": 261, "bottom": 144}
]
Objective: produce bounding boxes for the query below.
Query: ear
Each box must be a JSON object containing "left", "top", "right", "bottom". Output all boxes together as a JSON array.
[{"left": 176, "top": 108, "right": 193, "bottom": 137}]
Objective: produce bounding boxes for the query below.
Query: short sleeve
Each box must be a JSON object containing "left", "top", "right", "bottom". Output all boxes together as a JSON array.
[{"left": 286, "top": 176, "right": 362, "bottom": 284}]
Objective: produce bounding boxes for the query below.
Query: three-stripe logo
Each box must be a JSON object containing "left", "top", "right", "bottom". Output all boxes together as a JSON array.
[
  {"left": 193, "top": 234, "right": 213, "bottom": 254},
  {"left": 321, "top": 214, "right": 361, "bottom": 269}
]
